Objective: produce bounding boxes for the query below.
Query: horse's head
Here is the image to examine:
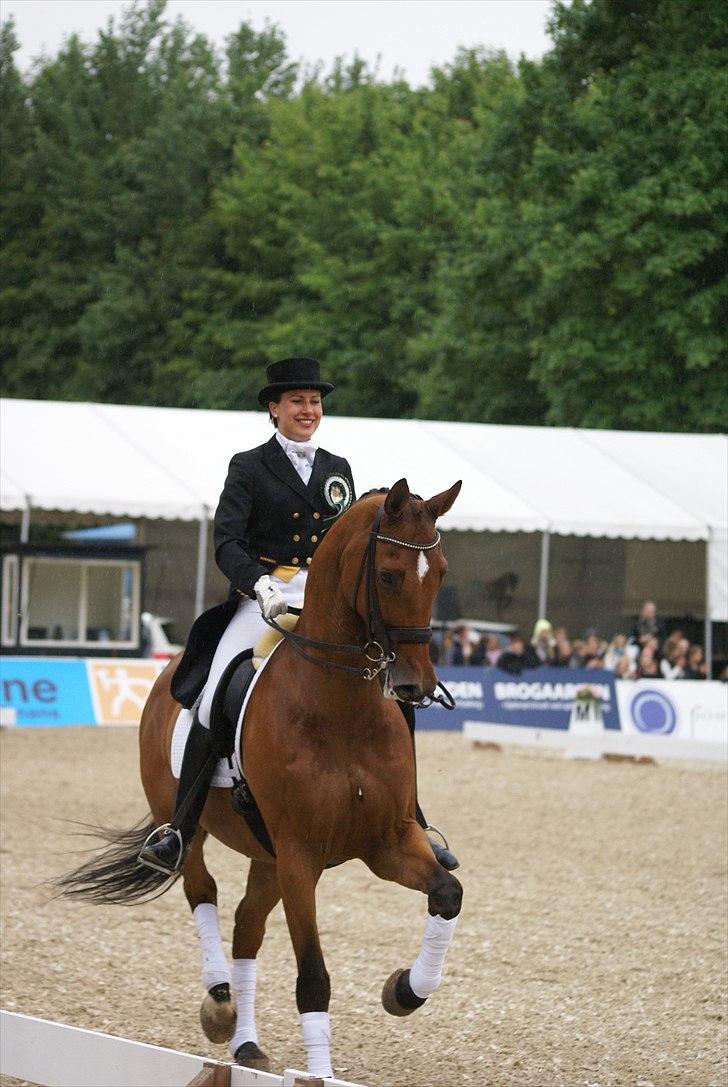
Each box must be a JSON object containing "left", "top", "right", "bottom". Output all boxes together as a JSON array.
[{"left": 345, "top": 477, "right": 461, "bottom": 704}]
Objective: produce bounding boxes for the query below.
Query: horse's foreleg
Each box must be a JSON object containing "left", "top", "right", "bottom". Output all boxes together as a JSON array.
[
  {"left": 181, "top": 829, "right": 236, "bottom": 1044},
  {"left": 228, "top": 859, "right": 280, "bottom": 1069},
  {"left": 277, "top": 847, "right": 332, "bottom": 1078},
  {"left": 369, "top": 823, "right": 463, "bottom": 1017}
]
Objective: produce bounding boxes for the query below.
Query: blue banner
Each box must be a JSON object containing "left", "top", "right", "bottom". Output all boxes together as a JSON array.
[
  {"left": 0, "top": 658, "right": 95, "bottom": 726},
  {"left": 419, "top": 666, "right": 619, "bottom": 731}
]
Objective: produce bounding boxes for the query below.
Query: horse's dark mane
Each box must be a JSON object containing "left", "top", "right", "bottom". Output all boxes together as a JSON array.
[{"left": 356, "top": 487, "right": 424, "bottom": 503}]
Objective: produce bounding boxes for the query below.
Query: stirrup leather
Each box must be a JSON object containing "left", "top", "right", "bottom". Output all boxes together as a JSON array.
[{"left": 137, "top": 823, "right": 184, "bottom": 874}]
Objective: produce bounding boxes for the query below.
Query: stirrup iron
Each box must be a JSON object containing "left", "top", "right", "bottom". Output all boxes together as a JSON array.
[
  {"left": 137, "top": 823, "right": 184, "bottom": 874},
  {"left": 425, "top": 823, "right": 450, "bottom": 851}
]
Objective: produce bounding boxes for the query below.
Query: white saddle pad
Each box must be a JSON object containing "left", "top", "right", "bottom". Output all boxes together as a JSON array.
[{"left": 170, "top": 643, "right": 280, "bottom": 788}]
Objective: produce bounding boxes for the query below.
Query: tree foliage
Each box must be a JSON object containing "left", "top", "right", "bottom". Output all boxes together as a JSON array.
[{"left": 1, "top": 0, "right": 725, "bottom": 431}]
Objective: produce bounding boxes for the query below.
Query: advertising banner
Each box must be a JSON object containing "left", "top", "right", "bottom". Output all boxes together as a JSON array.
[
  {"left": 86, "top": 659, "right": 167, "bottom": 725},
  {"left": 616, "top": 680, "right": 727, "bottom": 744},
  {"left": 419, "top": 666, "right": 619, "bottom": 731},
  {"left": 0, "top": 658, "right": 95, "bottom": 726}
]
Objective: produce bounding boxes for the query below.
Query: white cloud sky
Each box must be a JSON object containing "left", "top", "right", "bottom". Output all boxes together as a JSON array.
[{"left": 2, "top": 0, "right": 554, "bottom": 85}]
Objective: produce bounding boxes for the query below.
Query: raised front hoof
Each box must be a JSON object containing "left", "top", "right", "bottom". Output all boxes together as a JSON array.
[
  {"left": 233, "top": 1041, "right": 270, "bottom": 1070},
  {"left": 381, "top": 968, "right": 427, "bottom": 1017},
  {"left": 200, "top": 983, "right": 237, "bottom": 1043}
]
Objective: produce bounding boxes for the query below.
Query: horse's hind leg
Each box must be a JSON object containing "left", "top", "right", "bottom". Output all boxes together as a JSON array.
[
  {"left": 181, "top": 828, "right": 236, "bottom": 1045},
  {"left": 229, "top": 858, "right": 281, "bottom": 1069},
  {"left": 369, "top": 823, "right": 463, "bottom": 1017}
]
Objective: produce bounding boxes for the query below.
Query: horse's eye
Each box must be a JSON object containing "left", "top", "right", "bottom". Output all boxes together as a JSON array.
[{"left": 379, "top": 570, "right": 396, "bottom": 588}]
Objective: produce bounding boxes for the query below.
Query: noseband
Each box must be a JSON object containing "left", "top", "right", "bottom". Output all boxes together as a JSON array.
[{"left": 262, "top": 504, "right": 455, "bottom": 708}]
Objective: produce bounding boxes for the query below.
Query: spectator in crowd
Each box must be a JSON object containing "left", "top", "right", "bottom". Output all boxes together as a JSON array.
[
  {"left": 614, "top": 655, "right": 636, "bottom": 680},
  {"left": 449, "top": 626, "right": 484, "bottom": 665},
  {"left": 684, "top": 644, "right": 708, "bottom": 679},
  {"left": 630, "top": 600, "right": 666, "bottom": 652},
  {"left": 660, "top": 646, "right": 687, "bottom": 679},
  {"left": 661, "top": 630, "right": 684, "bottom": 662},
  {"left": 531, "top": 619, "right": 558, "bottom": 664},
  {"left": 578, "top": 632, "right": 604, "bottom": 668},
  {"left": 450, "top": 624, "right": 477, "bottom": 666},
  {"left": 603, "top": 633, "right": 629, "bottom": 672},
  {"left": 470, "top": 636, "right": 487, "bottom": 667},
  {"left": 496, "top": 631, "right": 541, "bottom": 675},
  {"left": 553, "top": 626, "right": 578, "bottom": 667},
  {"left": 483, "top": 635, "right": 502, "bottom": 666},
  {"left": 638, "top": 643, "right": 661, "bottom": 678}
]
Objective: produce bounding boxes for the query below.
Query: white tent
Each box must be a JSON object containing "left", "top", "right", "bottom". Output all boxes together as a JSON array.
[{"left": 2, "top": 399, "right": 725, "bottom": 641}]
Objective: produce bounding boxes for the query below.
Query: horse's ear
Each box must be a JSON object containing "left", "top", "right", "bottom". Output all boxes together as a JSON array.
[
  {"left": 384, "top": 478, "right": 411, "bottom": 517},
  {"left": 425, "top": 480, "right": 462, "bottom": 521}
]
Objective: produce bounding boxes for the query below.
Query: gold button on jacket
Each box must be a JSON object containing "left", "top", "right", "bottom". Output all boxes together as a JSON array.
[
  {"left": 311, "top": 535, "right": 318, "bottom": 543},
  {"left": 293, "top": 533, "right": 300, "bottom": 542}
]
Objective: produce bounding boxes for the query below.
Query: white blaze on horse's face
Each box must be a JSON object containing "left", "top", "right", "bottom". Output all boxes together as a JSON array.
[{"left": 417, "top": 549, "right": 429, "bottom": 582}]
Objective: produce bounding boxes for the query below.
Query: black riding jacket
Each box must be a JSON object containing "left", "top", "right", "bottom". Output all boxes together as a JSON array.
[{"left": 214, "top": 435, "right": 355, "bottom": 598}]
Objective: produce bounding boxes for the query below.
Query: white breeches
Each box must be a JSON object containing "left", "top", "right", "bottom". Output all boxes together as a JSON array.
[{"left": 197, "top": 570, "right": 308, "bottom": 729}]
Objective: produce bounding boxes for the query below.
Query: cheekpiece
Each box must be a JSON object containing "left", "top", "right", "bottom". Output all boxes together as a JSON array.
[{"left": 258, "top": 357, "right": 334, "bottom": 407}]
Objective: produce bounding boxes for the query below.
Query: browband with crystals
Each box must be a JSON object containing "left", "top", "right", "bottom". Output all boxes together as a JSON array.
[{"left": 375, "top": 531, "right": 441, "bottom": 550}]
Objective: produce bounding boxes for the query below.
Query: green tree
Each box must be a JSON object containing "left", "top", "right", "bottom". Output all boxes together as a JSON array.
[
  {"left": 0, "top": 19, "right": 46, "bottom": 396},
  {"left": 1, "top": 1, "right": 294, "bottom": 406},
  {"left": 523, "top": 0, "right": 728, "bottom": 430},
  {"left": 412, "top": 49, "right": 548, "bottom": 424}
]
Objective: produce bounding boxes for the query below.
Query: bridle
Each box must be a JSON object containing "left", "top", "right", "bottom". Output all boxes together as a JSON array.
[{"left": 263, "top": 504, "right": 455, "bottom": 709}]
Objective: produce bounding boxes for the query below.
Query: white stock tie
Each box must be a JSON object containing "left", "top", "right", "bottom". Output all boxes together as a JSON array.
[{"left": 279, "top": 437, "right": 316, "bottom": 482}]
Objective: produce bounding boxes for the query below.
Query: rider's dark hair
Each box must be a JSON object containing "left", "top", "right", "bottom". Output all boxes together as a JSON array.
[{"left": 268, "top": 394, "right": 281, "bottom": 428}]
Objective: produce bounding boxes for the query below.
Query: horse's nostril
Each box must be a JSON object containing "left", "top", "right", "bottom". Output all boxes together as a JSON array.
[{"left": 394, "top": 684, "right": 422, "bottom": 702}]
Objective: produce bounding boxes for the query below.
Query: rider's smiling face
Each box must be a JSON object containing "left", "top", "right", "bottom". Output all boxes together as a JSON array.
[{"left": 271, "top": 388, "right": 323, "bottom": 442}]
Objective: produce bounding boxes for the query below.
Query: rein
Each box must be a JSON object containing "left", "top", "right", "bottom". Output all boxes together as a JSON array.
[{"left": 262, "top": 504, "right": 455, "bottom": 708}]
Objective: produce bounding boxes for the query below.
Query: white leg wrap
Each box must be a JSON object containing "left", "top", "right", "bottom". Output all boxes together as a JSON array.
[
  {"left": 193, "top": 903, "right": 232, "bottom": 991},
  {"left": 229, "top": 958, "right": 259, "bottom": 1053},
  {"left": 300, "top": 1011, "right": 333, "bottom": 1078},
  {"left": 408, "top": 912, "right": 458, "bottom": 999}
]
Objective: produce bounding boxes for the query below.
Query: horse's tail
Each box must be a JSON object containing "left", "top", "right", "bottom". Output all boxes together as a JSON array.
[{"left": 53, "top": 816, "right": 180, "bottom": 905}]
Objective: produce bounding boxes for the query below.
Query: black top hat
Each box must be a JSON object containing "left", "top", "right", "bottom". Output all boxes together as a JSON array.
[{"left": 258, "top": 357, "right": 334, "bottom": 407}]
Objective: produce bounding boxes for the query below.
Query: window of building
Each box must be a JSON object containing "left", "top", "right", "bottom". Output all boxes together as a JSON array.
[
  {"left": 18, "top": 557, "right": 140, "bottom": 649},
  {"left": 1, "top": 555, "right": 19, "bottom": 646}
]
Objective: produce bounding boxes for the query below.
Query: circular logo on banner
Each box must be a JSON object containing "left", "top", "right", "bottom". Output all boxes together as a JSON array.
[
  {"left": 323, "top": 474, "right": 353, "bottom": 515},
  {"left": 629, "top": 689, "right": 677, "bottom": 734}
]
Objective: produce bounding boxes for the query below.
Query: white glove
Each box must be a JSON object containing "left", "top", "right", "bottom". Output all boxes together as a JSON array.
[{"left": 254, "top": 574, "right": 288, "bottom": 620}]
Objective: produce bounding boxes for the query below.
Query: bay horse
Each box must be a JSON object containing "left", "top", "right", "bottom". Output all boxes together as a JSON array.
[{"left": 59, "top": 478, "right": 463, "bottom": 1078}]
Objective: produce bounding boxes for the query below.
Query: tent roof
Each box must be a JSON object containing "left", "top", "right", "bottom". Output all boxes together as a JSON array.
[{"left": 1, "top": 398, "right": 724, "bottom": 543}]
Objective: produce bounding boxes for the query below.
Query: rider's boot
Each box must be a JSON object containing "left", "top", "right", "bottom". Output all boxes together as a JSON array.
[
  {"left": 399, "top": 701, "right": 460, "bottom": 871},
  {"left": 138, "top": 712, "right": 216, "bottom": 874}
]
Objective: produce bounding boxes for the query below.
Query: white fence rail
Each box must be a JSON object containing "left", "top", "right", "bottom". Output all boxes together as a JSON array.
[
  {"left": 463, "top": 721, "right": 728, "bottom": 762},
  {"left": 0, "top": 1010, "right": 365, "bottom": 1087}
]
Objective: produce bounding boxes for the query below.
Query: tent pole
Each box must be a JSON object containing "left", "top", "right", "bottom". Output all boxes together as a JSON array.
[
  {"left": 20, "top": 501, "right": 30, "bottom": 543},
  {"left": 704, "top": 531, "right": 713, "bottom": 678},
  {"left": 538, "top": 528, "right": 550, "bottom": 620},
  {"left": 194, "top": 507, "right": 210, "bottom": 618}
]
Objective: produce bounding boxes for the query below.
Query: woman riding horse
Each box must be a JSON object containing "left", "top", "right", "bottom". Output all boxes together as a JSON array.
[{"left": 139, "top": 356, "right": 458, "bottom": 875}]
